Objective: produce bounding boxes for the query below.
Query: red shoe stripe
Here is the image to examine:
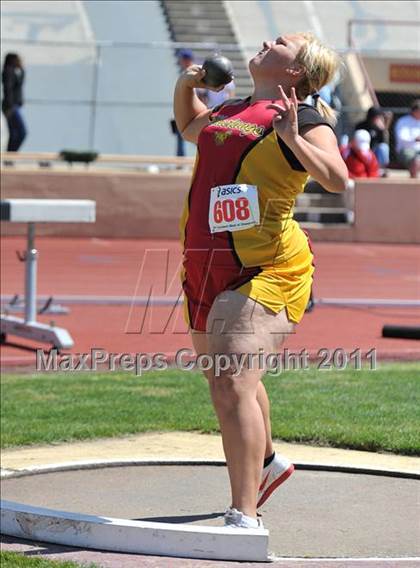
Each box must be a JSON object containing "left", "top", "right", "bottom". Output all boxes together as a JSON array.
[{"left": 257, "top": 464, "right": 295, "bottom": 509}]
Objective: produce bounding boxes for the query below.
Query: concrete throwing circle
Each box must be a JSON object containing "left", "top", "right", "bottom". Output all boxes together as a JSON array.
[{"left": 1, "top": 461, "right": 419, "bottom": 561}]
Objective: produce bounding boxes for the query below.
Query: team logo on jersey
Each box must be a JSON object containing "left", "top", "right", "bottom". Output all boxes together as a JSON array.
[
  {"left": 214, "top": 130, "right": 233, "bottom": 145},
  {"left": 209, "top": 118, "right": 265, "bottom": 139}
]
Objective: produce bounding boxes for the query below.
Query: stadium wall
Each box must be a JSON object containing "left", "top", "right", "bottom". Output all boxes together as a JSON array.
[{"left": 1, "top": 171, "right": 419, "bottom": 244}]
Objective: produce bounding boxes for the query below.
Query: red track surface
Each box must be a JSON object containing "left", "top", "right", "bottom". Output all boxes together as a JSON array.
[{"left": 1, "top": 237, "right": 419, "bottom": 367}]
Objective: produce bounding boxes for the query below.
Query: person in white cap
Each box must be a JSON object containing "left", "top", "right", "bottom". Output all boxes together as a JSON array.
[{"left": 343, "top": 129, "right": 379, "bottom": 179}]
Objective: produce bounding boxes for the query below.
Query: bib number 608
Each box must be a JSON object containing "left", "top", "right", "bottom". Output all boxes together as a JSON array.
[{"left": 213, "top": 197, "right": 250, "bottom": 223}]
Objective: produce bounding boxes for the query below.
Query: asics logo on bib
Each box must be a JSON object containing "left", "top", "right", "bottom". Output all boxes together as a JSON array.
[{"left": 217, "top": 186, "right": 241, "bottom": 198}]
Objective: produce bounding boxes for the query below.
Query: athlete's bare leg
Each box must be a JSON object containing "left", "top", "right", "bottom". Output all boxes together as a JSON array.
[
  {"left": 191, "top": 290, "right": 293, "bottom": 518},
  {"left": 256, "top": 381, "right": 274, "bottom": 459},
  {"left": 192, "top": 332, "right": 275, "bottom": 460}
]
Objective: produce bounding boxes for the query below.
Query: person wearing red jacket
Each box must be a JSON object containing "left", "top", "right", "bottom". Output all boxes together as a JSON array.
[{"left": 342, "top": 129, "right": 379, "bottom": 178}]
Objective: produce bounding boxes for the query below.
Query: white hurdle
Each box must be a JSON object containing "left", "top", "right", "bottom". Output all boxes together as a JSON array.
[{"left": 1, "top": 199, "right": 96, "bottom": 349}]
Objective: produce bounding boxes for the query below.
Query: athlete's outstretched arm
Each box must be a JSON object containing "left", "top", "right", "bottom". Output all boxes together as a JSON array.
[
  {"left": 268, "top": 86, "right": 348, "bottom": 194},
  {"left": 173, "top": 65, "right": 212, "bottom": 144}
]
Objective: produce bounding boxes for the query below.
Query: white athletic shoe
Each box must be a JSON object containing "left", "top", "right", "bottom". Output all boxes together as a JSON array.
[
  {"left": 224, "top": 507, "right": 264, "bottom": 529},
  {"left": 257, "top": 453, "right": 295, "bottom": 508}
]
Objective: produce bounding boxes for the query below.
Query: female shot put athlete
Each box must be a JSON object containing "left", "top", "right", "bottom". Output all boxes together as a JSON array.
[{"left": 174, "top": 33, "right": 348, "bottom": 529}]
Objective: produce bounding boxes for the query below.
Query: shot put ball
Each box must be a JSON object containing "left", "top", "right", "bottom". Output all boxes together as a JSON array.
[{"left": 202, "top": 55, "right": 234, "bottom": 88}]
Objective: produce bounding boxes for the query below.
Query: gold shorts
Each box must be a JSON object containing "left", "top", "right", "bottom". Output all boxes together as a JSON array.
[{"left": 235, "top": 245, "right": 314, "bottom": 324}]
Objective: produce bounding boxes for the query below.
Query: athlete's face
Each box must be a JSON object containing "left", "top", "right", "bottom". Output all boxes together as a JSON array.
[{"left": 249, "top": 34, "right": 304, "bottom": 78}]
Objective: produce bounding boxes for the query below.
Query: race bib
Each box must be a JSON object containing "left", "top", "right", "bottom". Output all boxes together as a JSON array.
[{"left": 209, "top": 184, "right": 260, "bottom": 233}]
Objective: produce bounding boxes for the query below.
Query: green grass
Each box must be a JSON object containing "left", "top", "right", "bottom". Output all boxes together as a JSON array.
[
  {"left": 0, "top": 551, "right": 98, "bottom": 568},
  {"left": 1, "top": 363, "right": 420, "bottom": 455}
]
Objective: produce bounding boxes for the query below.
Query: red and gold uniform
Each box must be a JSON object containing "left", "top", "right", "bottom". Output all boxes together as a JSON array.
[{"left": 180, "top": 97, "right": 332, "bottom": 331}]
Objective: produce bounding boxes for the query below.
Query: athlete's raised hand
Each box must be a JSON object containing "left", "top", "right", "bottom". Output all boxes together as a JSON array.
[
  {"left": 266, "top": 86, "right": 299, "bottom": 145},
  {"left": 180, "top": 65, "right": 224, "bottom": 92}
]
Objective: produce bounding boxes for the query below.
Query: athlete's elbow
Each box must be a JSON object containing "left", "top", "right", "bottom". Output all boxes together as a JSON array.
[
  {"left": 331, "top": 175, "right": 348, "bottom": 193},
  {"left": 180, "top": 121, "right": 197, "bottom": 144},
  {"left": 326, "top": 166, "right": 349, "bottom": 194}
]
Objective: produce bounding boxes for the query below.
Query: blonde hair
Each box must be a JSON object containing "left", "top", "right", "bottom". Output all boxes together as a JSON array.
[{"left": 294, "top": 32, "right": 341, "bottom": 125}]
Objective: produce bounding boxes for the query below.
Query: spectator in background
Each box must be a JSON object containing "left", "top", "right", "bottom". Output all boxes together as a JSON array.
[
  {"left": 2, "top": 52, "right": 27, "bottom": 152},
  {"left": 177, "top": 48, "right": 195, "bottom": 70},
  {"left": 343, "top": 129, "right": 379, "bottom": 179},
  {"left": 394, "top": 99, "right": 420, "bottom": 179},
  {"left": 171, "top": 49, "right": 196, "bottom": 157},
  {"left": 198, "top": 78, "right": 236, "bottom": 109},
  {"left": 355, "top": 106, "right": 393, "bottom": 172}
]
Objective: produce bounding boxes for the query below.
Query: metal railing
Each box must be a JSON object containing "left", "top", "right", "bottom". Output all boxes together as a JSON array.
[{"left": 347, "top": 18, "right": 420, "bottom": 51}]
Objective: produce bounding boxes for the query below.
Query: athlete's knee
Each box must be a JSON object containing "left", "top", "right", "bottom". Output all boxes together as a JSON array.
[
  {"left": 211, "top": 382, "right": 240, "bottom": 412},
  {"left": 209, "top": 370, "right": 247, "bottom": 411}
]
